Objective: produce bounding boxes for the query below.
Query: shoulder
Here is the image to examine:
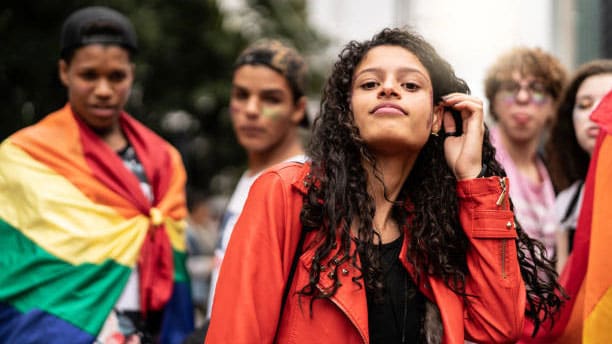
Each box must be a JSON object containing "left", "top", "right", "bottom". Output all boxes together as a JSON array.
[
  {"left": 10, "top": 106, "right": 73, "bottom": 143},
  {"left": 251, "top": 161, "right": 311, "bottom": 196}
]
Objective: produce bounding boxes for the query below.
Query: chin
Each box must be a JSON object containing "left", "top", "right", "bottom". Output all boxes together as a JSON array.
[{"left": 367, "top": 139, "right": 424, "bottom": 156}]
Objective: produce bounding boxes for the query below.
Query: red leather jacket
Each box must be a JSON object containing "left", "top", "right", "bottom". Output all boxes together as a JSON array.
[{"left": 206, "top": 162, "right": 525, "bottom": 343}]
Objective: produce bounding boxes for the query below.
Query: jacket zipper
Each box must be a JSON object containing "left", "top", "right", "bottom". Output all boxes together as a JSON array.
[
  {"left": 497, "top": 177, "right": 508, "bottom": 279},
  {"left": 496, "top": 177, "right": 507, "bottom": 207}
]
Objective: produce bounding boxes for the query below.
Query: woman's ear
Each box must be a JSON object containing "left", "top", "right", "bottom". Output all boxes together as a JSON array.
[{"left": 431, "top": 104, "right": 445, "bottom": 134}]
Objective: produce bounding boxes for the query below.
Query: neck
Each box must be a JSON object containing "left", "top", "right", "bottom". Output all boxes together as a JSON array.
[
  {"left": 498, "top": 130, "right": 542, "bottom": 183},
  {"left": 366, "top": 155, "right": 416, "bottom": 243},
  {"left": 498, "top": 130, "right": 540, "bottom": 167},
  {"left": 93, "top": 124, "right": 127, "bottom": 152},
  {"left": 247, "top": 134, "right": 304, "bottom": 175}
]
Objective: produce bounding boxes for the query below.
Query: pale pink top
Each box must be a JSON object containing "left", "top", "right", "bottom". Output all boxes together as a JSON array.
[{"left": 490, "top": 127, "right": 557, "bottom": 259}]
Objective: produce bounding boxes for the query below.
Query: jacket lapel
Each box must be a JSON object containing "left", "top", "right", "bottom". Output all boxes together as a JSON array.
[{"left": 299, "top": 235, "right": 369, "bottom": 343}]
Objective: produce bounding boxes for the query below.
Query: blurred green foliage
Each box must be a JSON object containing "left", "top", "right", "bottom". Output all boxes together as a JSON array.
[{"left": 0, "top": 0, "right": 327, "bottom": 195}]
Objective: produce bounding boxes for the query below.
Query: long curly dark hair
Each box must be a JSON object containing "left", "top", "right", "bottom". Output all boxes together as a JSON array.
[
  {"left": 299, "top": 28, "right": 564, "bottom": 335},
  {"left": 545, "top": 59, "right": 612, "bottom": 192}
]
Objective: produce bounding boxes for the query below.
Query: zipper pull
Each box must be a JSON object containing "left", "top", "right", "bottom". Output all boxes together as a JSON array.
[{"left": 496, "top": 177, "right": 507, "bottom": 207}]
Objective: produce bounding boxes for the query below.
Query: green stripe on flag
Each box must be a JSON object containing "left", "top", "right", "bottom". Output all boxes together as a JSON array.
[
  {"left": 0, "top": 218, "right": 131, "bottom": 336},
  {"left": 173, "top": 249, "right": 189, "bottom": 283}
]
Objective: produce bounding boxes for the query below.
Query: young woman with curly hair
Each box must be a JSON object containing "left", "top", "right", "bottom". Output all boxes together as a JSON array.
[
  {"left": 205, "top": 28, "right": 563, "bottom": 344},
  {"left": 544, "top": 60, "right": 612, "bottom": 272}
]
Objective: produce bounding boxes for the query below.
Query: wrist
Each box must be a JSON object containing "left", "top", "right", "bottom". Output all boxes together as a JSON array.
[{"left": 456, "top": 164, "right": 486, "bottom": 180}]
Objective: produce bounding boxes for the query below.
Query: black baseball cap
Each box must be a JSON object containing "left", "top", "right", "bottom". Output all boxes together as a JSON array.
[{"left": 60, "top": 6, "right": 138, "bottom": 58}]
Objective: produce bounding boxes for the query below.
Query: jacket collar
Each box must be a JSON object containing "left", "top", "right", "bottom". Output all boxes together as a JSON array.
[{"left": 291, "top": 161, "right": 312, "bottom": 195}]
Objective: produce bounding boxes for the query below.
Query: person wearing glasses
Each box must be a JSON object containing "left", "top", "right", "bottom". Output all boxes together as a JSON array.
[{"left": 484, "top": 47, "right": 567, "bottom": 261}]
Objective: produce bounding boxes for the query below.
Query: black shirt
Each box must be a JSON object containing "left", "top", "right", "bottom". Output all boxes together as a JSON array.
[{"left": 364, "top": 236, "right": 424, "bottom": 344}]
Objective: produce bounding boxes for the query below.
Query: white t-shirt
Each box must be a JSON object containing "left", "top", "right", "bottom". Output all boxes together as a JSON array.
[
  {"left": 207, "top": 155, "right": 307, "bottom": 317},
  {"left": 553, "top": 180, "right": 584, "bottom": 232}
]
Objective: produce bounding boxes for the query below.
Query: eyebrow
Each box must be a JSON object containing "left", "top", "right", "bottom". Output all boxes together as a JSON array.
[
  {"left": 233, "top": 84, "right": 285, "bottom": 94},
  {"left": 354, "top": 67, "right": 429, "bottom": 80}
]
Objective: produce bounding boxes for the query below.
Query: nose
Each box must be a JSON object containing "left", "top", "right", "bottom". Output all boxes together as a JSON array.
[
  {"left": 244, "top": 96, "right": 260, "bottom": 118},
  {"left": 514, "top": 86, "right": 531, "bottom": 104},
  {"left": 94, "top": 78, "right": 113, "bottom": 99},
  {"left": 378, "top": 79, "right": 399, "bottom": 98}
]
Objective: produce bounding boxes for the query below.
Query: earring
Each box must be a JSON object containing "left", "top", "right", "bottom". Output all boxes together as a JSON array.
[{"left": 431, "top": 131, "right": 439, "bottom": 137}]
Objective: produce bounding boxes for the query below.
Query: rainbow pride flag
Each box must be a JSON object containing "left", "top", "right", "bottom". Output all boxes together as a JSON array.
[
  {"left": 0, "top": 105, "right": 193, "bottom": 343},
  {"left": 521, "top": 90, "right": 612, "bottom": 343}
]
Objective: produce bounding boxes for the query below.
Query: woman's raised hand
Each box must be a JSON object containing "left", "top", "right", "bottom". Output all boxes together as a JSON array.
[{"left": 440, "top": 93, "right": 485, "bottom": 180}]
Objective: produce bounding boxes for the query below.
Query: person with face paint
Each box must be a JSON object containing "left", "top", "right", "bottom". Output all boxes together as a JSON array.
[
  {"left": 0, "top": 6, "right": 193, "bottom": 344},
  {"left": 484, "top": 48, "right": 567, "bottom": 261},
  {"left": 544, "top": 60, "right": 612, "bottom": 272},
  {"left": 206, "top": 40, "right": 309, "bottom": 318},
  {"left": 205, "top": 28, "right": 563, "bottom": 344}
]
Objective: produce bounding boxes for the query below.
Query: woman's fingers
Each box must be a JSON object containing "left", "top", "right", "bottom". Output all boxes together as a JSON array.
[{"left": 439, "top": 93, "right": 485, "bottom": 180}]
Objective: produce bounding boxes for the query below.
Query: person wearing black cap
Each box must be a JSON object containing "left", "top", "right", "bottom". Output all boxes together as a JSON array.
[
  {"left": 0, "top": 6, "right": 193, "bottom": 344},
  {"left": 206, "top": 39, "right": 309, "bottom": 318}
]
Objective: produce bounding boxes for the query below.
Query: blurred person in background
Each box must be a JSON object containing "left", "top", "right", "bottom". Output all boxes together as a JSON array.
[
  {"left": 185, "top": 188, "right": 220, "bottom": 325},
  {"left": 0, "top": 6, "right": 193, "bottom": 344},
  {"left": 206, "top": 39, "right": 309, "bottom": 318},
  {"left": 484, "top": 47, "right": 567, "bottom": 261},
  {"left": 545, "top": 60, "right": 612, "bottom": 272},
  {"left": 205, "top": 28, "right": 563, "bottom": 344}
]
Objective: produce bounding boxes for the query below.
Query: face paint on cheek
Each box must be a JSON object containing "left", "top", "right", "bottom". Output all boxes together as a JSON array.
[{"left": 261, "top": 106, "right": 283, "bottom": 120}]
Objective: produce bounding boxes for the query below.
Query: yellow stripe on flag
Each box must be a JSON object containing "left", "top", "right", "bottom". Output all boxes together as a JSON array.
[
  {"left": 166, "top": 218, "right": 187, "bottom": 252},
  {"left": 584, "top": 287, "right": 612, "bottom": 343},
  {"left": 0, "top": 140, "right": 147, "bottom": 266}
]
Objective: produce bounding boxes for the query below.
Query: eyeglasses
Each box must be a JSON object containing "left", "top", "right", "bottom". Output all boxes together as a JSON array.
[{"left": 497, "top": 80, "right": 550, "bottom": 105}]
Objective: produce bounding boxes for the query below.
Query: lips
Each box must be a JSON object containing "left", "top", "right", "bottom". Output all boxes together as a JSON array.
[
  {"left": 370, "top": 103, "right": 407, "bottom": 116},
  {"left": 238, "top": 125, "right": 266, "bottom": 136},
  {"left": 89, "top": 105, "right": 117, "bottom": 117},
  {"left": 586, "top": 126, "right": 600, "bottom": 138}
]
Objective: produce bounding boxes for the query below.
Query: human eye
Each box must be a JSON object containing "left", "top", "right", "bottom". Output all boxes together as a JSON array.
[
  {"left": 108, "top": 71, "right": 127, "bottom": 82},
  {"left": 231, "top": 88, "right": 248, "bottom": 100},
  {"left": 529, "top": 82, "right": 547, "bottom": 95},
  {"left": 80, "top": 70, "right": 98, "bottom": 81},
  {"left": 576, "top": 97, "right": 594, "bottom": 110},
  {"left": 529, "top": 82, "right": 549, "bottom": 102},
  {"left": 401, "top": 82, "right": 420, "bottom": 91},
  {"left": 262, "top": 95, "right": 283, "bottom": 104},
  {"left": 360, "top": 81, "right": 379, "bottom": 90},
  {"left": 499, "top": 81, "right": 519, "bottom": 93}
]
